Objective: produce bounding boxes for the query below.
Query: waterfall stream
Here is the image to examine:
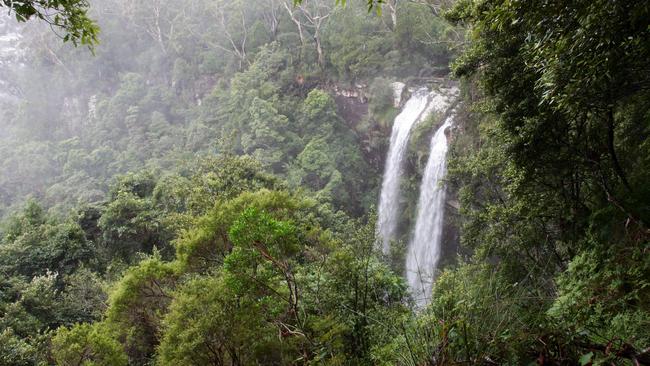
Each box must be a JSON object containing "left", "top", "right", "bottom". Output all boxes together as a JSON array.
[
  {"left": 377, "top": 88, "right": 433, "bottom": 253},
  {"left": 406, "top": 113, "right": 454, "bottom": 307},
  {"left": 376, "top": 83, "right": 458, "bottom": 307}
]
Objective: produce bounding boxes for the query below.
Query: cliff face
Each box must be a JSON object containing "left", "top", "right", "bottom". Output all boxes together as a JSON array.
[{"left": 333, "top": 87, "right": 369, "bottom": 128}]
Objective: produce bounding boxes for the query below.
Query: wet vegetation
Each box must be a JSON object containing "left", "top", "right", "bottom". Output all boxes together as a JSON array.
[{"left": 0, "top": 0, "right": 648, "bottom": 364}]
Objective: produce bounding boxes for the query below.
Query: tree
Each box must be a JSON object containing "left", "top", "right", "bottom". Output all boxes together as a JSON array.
[
  {"left": 52, "top": 323, "right": 127, "bottom": 366},
  {"left": 1, "top": 0, "right": 98, "bottom": 47},
  {"left": 186, "top": 155, "right": 283, "bottom": 214},
  {"left": 182, "top": 0, "right": 258, "bottom": 70},
  {"left": 0, "top": 201, "right": 93, "bottom": 279},
  {"left": 103, "top": 256, "right": 177, "bottom": 363},
  {"left": 442, "top": 0, "right": 650, "bottom": 272},
  {"left": 282, "top": 0, "right": 335, "bottom": 67},
  {"left": 156, "top": 274, "right": 286, "bottom": 365},
  {"left": 0, "top": 328, "right": 40, "bottom": 366},
  {"left": 98, "top": 192, "right": 167, "bottom": 262},
  {"left": 295, "top": 0, "right": 383, "bottom": 12},
  {"left": 440, "top": 0, "right": 650, "bottom": 363},
  {"left": 446, "top": 0, "right": 650, "bottom": 231}
]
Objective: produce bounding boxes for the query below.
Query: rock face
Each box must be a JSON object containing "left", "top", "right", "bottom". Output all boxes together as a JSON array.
[
  {"left": 330, "top": 83, "right": 370, "bottom": 127},
  {"left": 332, "top": 84, "right": 368, "bottom": 103},
  {"left": 333, "top": 92, "right": 368, "bottom": 128}
]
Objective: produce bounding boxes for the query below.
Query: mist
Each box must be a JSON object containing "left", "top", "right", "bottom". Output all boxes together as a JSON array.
[
  {"left": 2, "top": 0, "right": 646, "bottom": 364},
  {"left": 0, "top": 0, "right": 456, "bottom": 219}
]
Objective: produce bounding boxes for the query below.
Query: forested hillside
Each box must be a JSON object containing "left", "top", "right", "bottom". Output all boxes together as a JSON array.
[
  {"left": 0, "top": 0, "right": 457, "bottom": 218},
  {"left": 0, "top": 0, "right": 648, "bottom": 365}
]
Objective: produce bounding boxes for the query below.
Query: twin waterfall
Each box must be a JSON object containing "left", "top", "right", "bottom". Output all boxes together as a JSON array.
[{"left": 377, "top": 86, "right": 458, "bottom": 307}]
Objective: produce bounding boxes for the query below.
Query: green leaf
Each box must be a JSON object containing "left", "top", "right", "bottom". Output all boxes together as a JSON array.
[{"left": 579, "top": 352, "right": 593, "bottom": 365}]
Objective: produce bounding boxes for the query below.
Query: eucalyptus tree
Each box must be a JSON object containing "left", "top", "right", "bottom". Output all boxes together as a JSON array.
[{"left": 283, "top": 0, "right": 336, "bottom": 67}]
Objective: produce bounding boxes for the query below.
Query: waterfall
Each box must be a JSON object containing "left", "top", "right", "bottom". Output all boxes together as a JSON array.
[
  {"left": 377, "top": 88, "right": 432, "bottom": 253},
  {"left": 375, "top": 84, "right": 459, "bottom": 307},
  {"left": 377, "top": 87, "right": 459, "bottom": 254},
  {"left": 406, "top": 112, "right": 454, "bottom": 308}
]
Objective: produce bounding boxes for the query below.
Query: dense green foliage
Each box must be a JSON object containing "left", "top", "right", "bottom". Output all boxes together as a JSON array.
[
  {"left": 1, "top": 0, "right": 649, "bottom": 365},
  {"left": 0, "top": 1, "right": 460, "bottom": 364},
  {"left": 424, "top": 0, "right": 650, "bottom": 364},
  {"left": 0, "top": 0, "right": 458, "bottom": 219}
]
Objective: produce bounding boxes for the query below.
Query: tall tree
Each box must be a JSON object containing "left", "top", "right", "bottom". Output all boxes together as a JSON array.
[{"left": 283, "top": 0, "right": 335, "bottom": 67}]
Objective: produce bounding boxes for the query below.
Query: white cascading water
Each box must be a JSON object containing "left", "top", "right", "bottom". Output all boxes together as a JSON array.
[
  {"left": 406, "top": 112, "right": 454, "bottom": 308},
  {"left": 377, "top": 88, "right": 432, "bottom": 253}
]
